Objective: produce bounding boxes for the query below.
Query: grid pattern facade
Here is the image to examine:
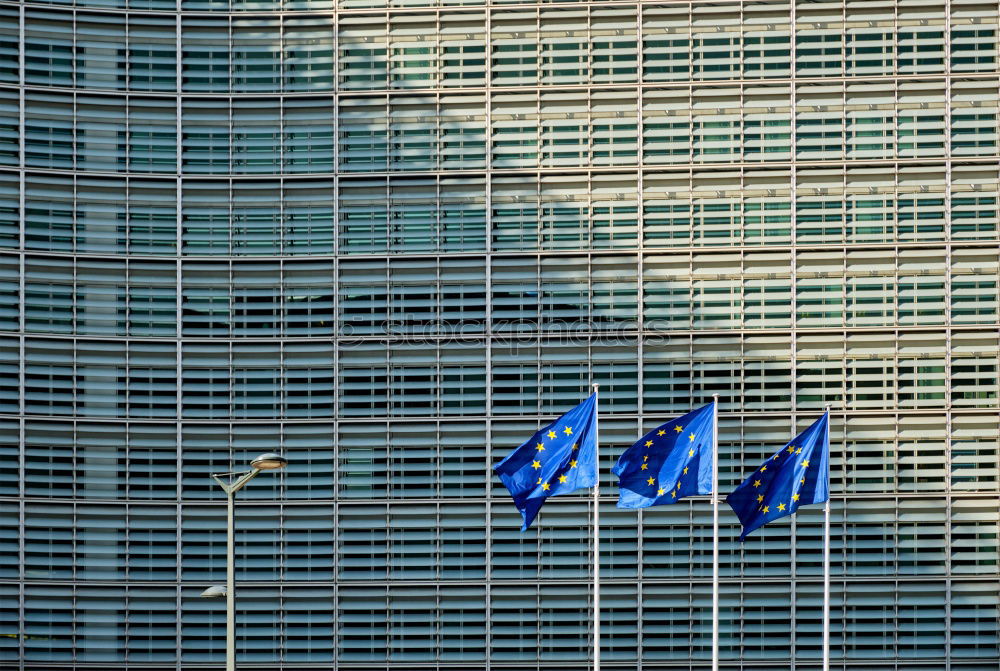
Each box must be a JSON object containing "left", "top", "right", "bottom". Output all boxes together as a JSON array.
[{"left": 1, "top": 0, "right": 999, "bottom": 669}]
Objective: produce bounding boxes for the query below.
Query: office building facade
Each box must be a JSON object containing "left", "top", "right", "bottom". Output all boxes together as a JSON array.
[{"left": 0, "top": 0, "right": 998, "bottom": 668}]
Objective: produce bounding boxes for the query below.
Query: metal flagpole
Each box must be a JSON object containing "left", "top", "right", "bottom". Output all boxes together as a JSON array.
[
  {"left": 592, "top": 382, "right": 600, "bottom": 671},
  {"left": 822, "top": 404, "right": 832, "bottom": 671},
  {"left": 711, "top": 394, "right": 719, "bottom": 671}
]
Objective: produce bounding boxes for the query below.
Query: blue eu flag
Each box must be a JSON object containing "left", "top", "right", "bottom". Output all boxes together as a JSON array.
[
  {"left": 726, "top": 411, "right": 830, "bottom": 541},
  {"left": 493, "top": 393, "right": 598, "bottom": 531},
  {"left": 613, "top": 402, "right": 716, "bottom": 508}
]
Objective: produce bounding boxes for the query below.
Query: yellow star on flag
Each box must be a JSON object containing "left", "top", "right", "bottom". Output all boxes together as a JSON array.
[
  {"left": 563, "top": 426, "right": 573, "bottom": 436},
  {"left": 682, "top": 466, "right": 688, "bottom": 474},
  {"left": 688, "top": 449, "right": 695, "bottom": 457},
  {"left": 657, "top": 430, "right": 666, "bottom": 436},
  {"left": 645, "top": 440, "right": 653, "bottom": 447},
  {"left": 688, "top": 433, "right": 695, "bottom": 441},
  {"left": 753, "top": 479, "right": 762, "bottom": 487},
  {"left": 569, "top": 460, "right": 578, "bottom": 468},
  {"left": 756, "top": 494, "right": 764, "bottom": 503},
  {"left": 571, "top": 443, "right": 579, "bottom": 450},
  {"left": 802, "top": 459, "right": 810, "bottom": 468},
  {"left": 792, "top": 493, "right": 800, "bottom": 502},
  {"left": 646, "top": 477, "right": 655, "bottom": 485},
  {"left": 546, "top": 430, "right": 557, "bottom": 439},
  {"left": 761, "top": 505, "right": 769, "bottom": 513},
  {"left": 541, "top": 482, "right": 550, "bottom": 491},
  {"left": 761, "top": 465, "right": 767, "bottom": 472},
  {"left": 787, "top": 445, "right": 795, "bottom": 453},
  {"left": 674, "top": 425, "right": 683, "bottom": 432},
  {"left": 532, "top": 460, "right": 541, "bottom": 469},
  {"left": 640, "top": 463, "right": 648, "bottom": 470},
  {"left": 795, "top": 447, "right": 803, "bottom": 454},
  {"left": 657, "top": 488, "right": 666, "bottom": 496},
  {"left": 777, "top": 502, "right": 786, "bottom": 511},
  {"left": 558, "top": 474, "right": 568, "bottom": 483},
  {"left": 536, "top": 442, "right": 545, "bottom": 451},
  {"left": 671, "top": 490, "right": 677, "bottom": 498}
]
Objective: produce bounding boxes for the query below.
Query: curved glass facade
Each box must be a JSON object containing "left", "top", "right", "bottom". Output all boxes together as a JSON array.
[{"left": 1, "top": 0, "right": 999, "bottom": 668}]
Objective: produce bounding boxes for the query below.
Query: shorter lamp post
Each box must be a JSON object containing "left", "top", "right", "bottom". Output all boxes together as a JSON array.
[{"left": 200, "top": 453, "right": 288, "bottom": 671}]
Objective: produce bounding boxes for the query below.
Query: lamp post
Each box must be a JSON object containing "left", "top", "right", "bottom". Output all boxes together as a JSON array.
[{"left": 200, "top": 453, "right": 288, "bottom": 671}]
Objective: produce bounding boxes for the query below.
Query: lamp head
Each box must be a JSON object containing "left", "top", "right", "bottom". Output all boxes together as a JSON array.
[
  {"left": 200, "top": 585, "right": 227, "bottom": 598},
  {"left": 250, "top": 453, "right": 288, "bottom": 470}
]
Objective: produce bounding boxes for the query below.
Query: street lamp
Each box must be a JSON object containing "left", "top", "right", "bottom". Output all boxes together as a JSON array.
[{"left": 205, "top": 453, "right": 288, "bottom": 671}]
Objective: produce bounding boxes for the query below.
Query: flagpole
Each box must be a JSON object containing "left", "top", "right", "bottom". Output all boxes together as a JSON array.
[
  {"left": 591, "top": 383, "right": 600, "bottom": 671},
  {"left": 711, "top": 394, "right": 719, "bottom": 671},
  {"left": 822, "top": 404, "right": 831, "bottom": 671}
]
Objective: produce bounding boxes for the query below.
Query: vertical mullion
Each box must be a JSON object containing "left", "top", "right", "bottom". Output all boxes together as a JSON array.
[
  {"left": 943, "top": 2, "right": 955, "bottom": 658},
  {"left": 483, "top": 7, "right": 494, "bottom": 658},
  {"left": 328, "top": 5, "right": 342, "bottom": 634},
  {"left": 173, "top": 7, "right": 186, "bottom": 666},
  {"left": 17, "top": 402, "right": 24, "bottom": 671},
  {"left": 331, "top": 210, "right": 341, "bottom": 671},
  {"left": 332, "top": 15, "right": 339, "bottom": 258},
  {"left": 633, "top": 9, "right": 645, "bottom": 666},
  {"left": 17, "top": 0, "right": 24, "bottom": 256},
  {"left": 16, "top": 6, "right": 25, "bottom": 635},
  {"left": 788, "top": 19, "right": 800, "bottom": 628},
  {"left": 227, "top": 15, "right": 233, "bottom": 181},
  {"left": 383, "top": 151, "right": 390, "bottom": 254},
  {"left": 278, "top": 98, "right": 285, "bottom": 252}
]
